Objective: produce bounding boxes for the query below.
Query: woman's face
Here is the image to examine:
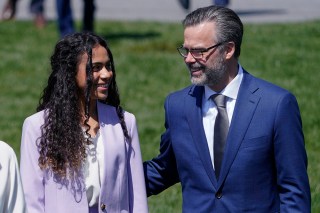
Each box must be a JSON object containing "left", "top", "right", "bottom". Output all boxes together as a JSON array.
[{"left": 76, "top": 44, "right": 113, "bottom": 101}]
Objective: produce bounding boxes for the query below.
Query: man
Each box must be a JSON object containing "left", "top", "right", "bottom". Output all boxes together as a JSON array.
[{"left": 144, "top": 5, "right": 311, "bottom": 212}]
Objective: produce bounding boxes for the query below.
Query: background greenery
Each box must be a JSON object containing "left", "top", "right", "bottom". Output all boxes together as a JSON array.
[{"left": 0, "top": 19, "right": 319, "bottom": 212}]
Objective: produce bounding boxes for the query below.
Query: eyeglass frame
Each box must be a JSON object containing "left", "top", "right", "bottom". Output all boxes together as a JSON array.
[{"left": 177, "top": 42, "right": 225, "bottom": 59}]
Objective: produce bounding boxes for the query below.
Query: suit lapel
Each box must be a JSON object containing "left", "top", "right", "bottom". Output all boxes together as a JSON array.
[
  {"left": 217, "top": 71, "right": 260, "bottom": 187},
  {"left": 186, "top": 86, "right": 218, "bottom": 188}
]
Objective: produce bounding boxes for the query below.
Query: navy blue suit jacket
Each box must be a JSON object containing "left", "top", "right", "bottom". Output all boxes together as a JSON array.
[{"left": 144, "top": 70, "right": 311, "bottom": 212}]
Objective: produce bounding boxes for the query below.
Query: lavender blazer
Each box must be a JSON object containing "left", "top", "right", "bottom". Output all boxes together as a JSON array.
[{"left": 20, "top": 101, "right": 148, "bottom": 213}]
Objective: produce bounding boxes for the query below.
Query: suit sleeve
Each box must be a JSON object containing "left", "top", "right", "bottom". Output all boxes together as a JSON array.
[
  {"left": 20, "top": 116, "right": 45, "bottom": 213},
  {"left": 143, "top": 95, "right": 180, "bottom": 196},
  {"left": 274, "top": 93, "right": 311, "bottom": 212},
  {"left": 126, "top": 113, "right": 149, "bottom": 213}
]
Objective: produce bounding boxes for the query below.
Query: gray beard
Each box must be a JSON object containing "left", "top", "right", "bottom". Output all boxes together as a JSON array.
[{"left": 190, "top": 55, "right": 227, "bottom": 87}]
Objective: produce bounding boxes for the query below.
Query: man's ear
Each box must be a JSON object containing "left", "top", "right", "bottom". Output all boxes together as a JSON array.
[{"left": 225, "top": 41, "right": 236, "bottom": 59}]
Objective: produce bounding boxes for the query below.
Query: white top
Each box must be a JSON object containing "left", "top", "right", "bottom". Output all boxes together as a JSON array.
[
  {"left": 0, "top": 141, "right": 27, "bottom": 213},
  {"left": 83, "top": 131, "right": 105, "bottom": 207},
  {"left": 202, "top": 65, "right": 244, "bottom": 168}
]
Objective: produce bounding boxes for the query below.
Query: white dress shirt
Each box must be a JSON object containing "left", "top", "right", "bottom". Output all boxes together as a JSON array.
[
  {"left": 202, "top": 65, "right": 244, "bottom": 169},
  {"left": 0, "top": 141, "right": 27, "bottom": 213}
]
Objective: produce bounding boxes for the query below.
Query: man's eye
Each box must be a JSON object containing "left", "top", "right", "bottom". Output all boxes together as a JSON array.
[{"left": 191, "top": 49, "right": 204, "bottom": 54}]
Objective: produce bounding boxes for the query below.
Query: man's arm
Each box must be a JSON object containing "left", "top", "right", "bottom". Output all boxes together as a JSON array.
[
  {"left": 274, "top": 93, "right": 311, "bottom": 212},
  {"left": 143, "top": 96, "right": 180, "bottom": 196}
]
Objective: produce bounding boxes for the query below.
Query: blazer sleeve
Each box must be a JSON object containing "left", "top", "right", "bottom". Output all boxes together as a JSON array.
[
  {"left": 20, "top": 115, "right": 45, "bottom": 213},
  {"left": 274, "top": 93, "right": 311, "bottom": 212},
  {"left": 125, "top": 112, "right": 149, "bottom": 213}
]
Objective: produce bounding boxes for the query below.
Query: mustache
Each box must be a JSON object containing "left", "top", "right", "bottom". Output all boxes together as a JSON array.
[{"left": 188, "top": 62, "right": 205, "bottom": 70}]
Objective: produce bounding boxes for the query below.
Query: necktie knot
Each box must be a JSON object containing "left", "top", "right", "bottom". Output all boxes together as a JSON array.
[{"left": 211, "top": 94, "right": 227, "bottom": 108}]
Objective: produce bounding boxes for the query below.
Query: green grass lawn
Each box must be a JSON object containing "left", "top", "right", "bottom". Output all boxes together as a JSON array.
[{"left": 0, "top": 19, "right": 319, "bottom": 212}]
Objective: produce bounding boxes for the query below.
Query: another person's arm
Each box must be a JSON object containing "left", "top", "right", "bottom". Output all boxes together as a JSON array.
[
  {"left": 0, "top": 141, "right": 27, "bottom": 213},
  {"left": 143, "top": 96, "right": 180, "bottom": 196}
]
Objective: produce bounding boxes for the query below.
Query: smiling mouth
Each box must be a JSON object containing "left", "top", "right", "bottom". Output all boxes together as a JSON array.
[
  {"left": 190, "top": 66, "right": 203, "bottom": 72},
  {"left": 189, "top": 63, "right": 203, "bottom": 72},
  {"left": 191, "top": 68, "right": 202, "bottom": 72},
  {"left": 97, "top": 82, "right": 110, "bottom": 87},
  {"left": 94, "top": 83, "right": 109, "bottom": 91}
]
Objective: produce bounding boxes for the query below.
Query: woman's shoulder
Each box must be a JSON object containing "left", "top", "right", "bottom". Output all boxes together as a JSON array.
[
  {"left": 98, "top": 102, "right": 136, "bottom": 120},
  {"left": 22, "top": 110, "right": 46, "bottom": 130},
  {"left": 24, "top": 110, "right": 45, "bottom": 122},
  {"left": 123, "top": 110, "right": 135, "bottom": 122}
]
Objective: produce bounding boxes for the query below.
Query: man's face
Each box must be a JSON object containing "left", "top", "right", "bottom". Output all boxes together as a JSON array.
[{"left": 183, "top": 22, "right": 227, "bottom": 91}]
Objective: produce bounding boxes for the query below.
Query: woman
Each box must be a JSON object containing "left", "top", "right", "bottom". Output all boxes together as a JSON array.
[
  {"left": 20, "top": 32, "right": 148, "bottom": 213},
  {"left": 0, "top": 140, "right": 26, "bottom": 212}
]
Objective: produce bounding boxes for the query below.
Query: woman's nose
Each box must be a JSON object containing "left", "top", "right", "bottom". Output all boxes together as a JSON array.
[{"left": 100, "top": 67, "right": 113, "bottom": 78}]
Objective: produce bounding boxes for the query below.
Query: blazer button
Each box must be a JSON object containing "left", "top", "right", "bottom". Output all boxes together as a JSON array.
[
  {"left": 100, "top": 203, "right": 106, "bottom": 211},
  {"left": 216, "top": 191, "right": 222, "bottom": 199}
]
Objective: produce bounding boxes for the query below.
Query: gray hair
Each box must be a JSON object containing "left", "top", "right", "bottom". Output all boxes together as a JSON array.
[{"left": 182, "top": 5, "right": 243, "bottom": 58}]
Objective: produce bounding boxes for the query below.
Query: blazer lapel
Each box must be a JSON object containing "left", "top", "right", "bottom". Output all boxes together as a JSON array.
[
  {"left": 217, "top": 71, "right": 260, "bottom": 187},
  {"left": 186, "top": 86, "right": 218, "bottom": 188}
]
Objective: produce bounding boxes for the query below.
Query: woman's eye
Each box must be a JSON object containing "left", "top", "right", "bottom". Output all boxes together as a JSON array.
[
  {"left": 105, "top": 63, "right": 112, "bottom": 70},
  {"left": 92, "top": 65, "right": 102, "bottom": 72},
  {"left": 92, "top": 62, "right": 112, "bottom": 72}
]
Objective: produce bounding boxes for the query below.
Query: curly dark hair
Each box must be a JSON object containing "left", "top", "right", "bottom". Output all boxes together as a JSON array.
[{"left": 36, "top": 32, "right": 130, "bottom": 181}]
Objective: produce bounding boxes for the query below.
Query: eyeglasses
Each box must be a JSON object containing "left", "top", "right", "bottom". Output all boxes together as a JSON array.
[{"left": 177, "top": 42, "right": 224, "bottom": 59}]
